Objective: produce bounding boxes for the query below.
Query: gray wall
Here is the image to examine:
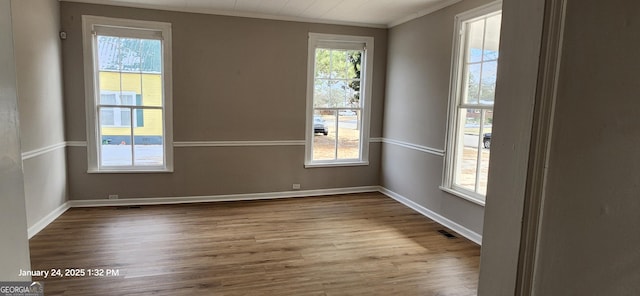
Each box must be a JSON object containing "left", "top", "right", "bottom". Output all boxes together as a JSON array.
[
  {"left": 12, "top": 0, "right": 68, "bottom": 230},
  {"left": 0, "top": 0, "right": 31, "bottom": 280},
  {"left": 532, "top": 0, "right": 640, "bottom": 294},
  {"left": 381, "top": 0, "right": 494, "bottom": 237},
  {"left": 60, "top": 2, "right": 386, "bottom": 200}
]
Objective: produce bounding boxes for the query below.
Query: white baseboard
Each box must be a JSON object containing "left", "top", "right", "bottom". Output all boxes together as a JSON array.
[
  {"left": 29, "top": 186, "right": 482, "bottom": 247},
  {"left": 28, "top": 202, "right": 71, "bottom": 239},
  {"left": 69, "top": 186, "right": 380, "bottom": 207},
  {"left": 379, "top": 187, "right": 482, "bottom": 245}
]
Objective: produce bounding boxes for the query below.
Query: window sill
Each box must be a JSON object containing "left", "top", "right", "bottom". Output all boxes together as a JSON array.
[
  {"left": 439, "top": 186, "right": 486, "bottom": 206},
  {"left": 88, "top": 168, "right": 174, "bottom": 174},
  {"left": 305, "top": 161, "right": 369, "bottom": 168}
]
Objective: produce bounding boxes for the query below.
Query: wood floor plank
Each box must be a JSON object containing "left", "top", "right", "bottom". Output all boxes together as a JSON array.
[{"left": 29, "top": 193, "right": 480, "bottom": 295}]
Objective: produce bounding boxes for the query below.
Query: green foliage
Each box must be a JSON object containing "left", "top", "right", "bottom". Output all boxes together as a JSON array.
[
  {"left": 348, "top": 52, "right": 361, "bottom": 105},
  {"left": 313, "top": 48, "right": 362, "bottom": 108}
]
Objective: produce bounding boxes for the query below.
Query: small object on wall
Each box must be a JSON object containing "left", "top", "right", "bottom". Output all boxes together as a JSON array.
[{"left": 59, "top": 31, "right": 67, "bottom": 40}]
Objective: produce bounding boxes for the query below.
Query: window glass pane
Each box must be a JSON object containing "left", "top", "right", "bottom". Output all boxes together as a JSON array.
[
  {"left": 346, "top": 51, "right": 362, "bottom": 108},
  {"left": 140, "top": 39, "right": 162, "bottom": 73},
  {"left": 97, "top": 36, "right": 120, "bottom": 71},
  {"left": 331, "top": 50, "right": 348, "bottom": 79},
  {"left": 312, "top": 110, "right": 336, "bottom": 161},
  {"left": 120, "top": 108, "right": 132, "bottom": 127},
  {"left": 138, "top": 39, "right": 163, "bottom": 108},
  {"left": 100, "top": 93, "right": 116, "bottom": 105},
  {"left": 121, "top": 73, "right": 142, "bottom": 101},
  {"left": 133, "top": 109, "right": 163, "bottom": 166},
  {"left": 135, "top": 95, "right": 144, "bottom": 127},
  {"left": 483, "top": 14, "right": 502, "bottom": 61},
  {"left": 479, "top": 61, "right": 498, "bottom": 105},
  {"left": 478, "top": 110, "right": 493, "bottom": 195},
  {"left": 101, "top": 106, "right": 131, "bottom": 127},
  {"left": 337, "top": 110, "right": 360, "bottom": 159},
  {"left": 120, "top": 38, "right": 142, "bottom": 72},
  {"left": 465, "top": 63, "right": 481, "bottom": 104},
  {"left": 346, "top": 81, "right": 360, "bottom": 108},
  {"left": 346, "top": 50, "right": 361, "bottom": 79},
  {"left": 100, "top": 91, "right": 139, "bottom": 107},
  {"left": 120, "top": 94, "right": 135, "bottom": 105},
  {"left": 141, "top": 73, "right": 163, "bottom": 107},
  {"left": 313, "top": 79, "right": 331, "bottom": 108},
  {"left": 315, "top": 48, "right": 331, "bottom": 79},
  {"left": 330, "top": 80, "right": 348, "bottom": 108},
  {"left": 99, "top": 72, "right": 122, "bottom": 100},
  {"left": 454, "top": 108, "right": 481, "bottom": 192},
  {"left": 466, "top": 19, "right": 485, "bottom": 63},
  {"left": 100, "top": 108, "right": 115, "bottom": 126},
  {"left": 100, "top": 132, "right": 132, "bottom": 167}
]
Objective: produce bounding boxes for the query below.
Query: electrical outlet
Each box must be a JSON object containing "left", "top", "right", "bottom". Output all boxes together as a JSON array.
[
  {"left": 292, "top": 184, "right": 301, "bottom": 190},
  {"left": 108, "top": 194, "right": 119, "bottom": 200}
]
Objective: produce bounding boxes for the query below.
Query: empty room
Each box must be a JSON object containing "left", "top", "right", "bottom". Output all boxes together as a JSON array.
[{"left": 1, "top": 0, "right": 638, "bottom": 295}]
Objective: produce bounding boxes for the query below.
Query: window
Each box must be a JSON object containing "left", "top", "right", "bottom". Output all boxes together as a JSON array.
[
  {"left": 82, "top": 16, "right": 173, "bottom": 172},
  {"left": 443, "top": 3, "right": 502, "bottom": 204},
  {"left": 305, "top": 33, "right": 373, "bottom": 167}
]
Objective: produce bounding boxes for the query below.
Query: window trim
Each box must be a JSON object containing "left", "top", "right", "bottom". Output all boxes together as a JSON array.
[
  {"left": 442, "top": 1, "right": 502, "bottom": 205},
  {"left": 304, "top": 33, "right": 374, "bottom": 168},
  {"left": 82, "top": 15, "right": 173, "bottom": 173}
]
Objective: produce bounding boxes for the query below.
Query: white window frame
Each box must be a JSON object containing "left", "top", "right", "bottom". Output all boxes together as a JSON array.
[
  {"left": 304, "top": 33, "right": 374, "bottom": 168},
  {"left": 442, "top": 2, "right": 502, "bottom": 205},
  {"left": 82, "top": 15, "right": 173, "bottom": 173}
]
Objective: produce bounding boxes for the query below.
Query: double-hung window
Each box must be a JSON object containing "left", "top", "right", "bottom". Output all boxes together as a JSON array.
[
  {"left": 443, "top": 3, "right": 502, "bottom": 204},
  {"left": 82, "top": 16, "right": 173, "bottom": 172},
  {"left": 305, "top": 33, "right": 373, "bottom": 167}
]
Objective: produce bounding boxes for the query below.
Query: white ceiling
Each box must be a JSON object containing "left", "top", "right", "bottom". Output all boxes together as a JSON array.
[{"left": 60, "top": 0, "right": 463, "bottom": 28}]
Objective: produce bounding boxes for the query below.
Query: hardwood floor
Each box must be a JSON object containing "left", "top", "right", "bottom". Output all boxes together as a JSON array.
[{"left": 29, "top": 193, "right": 480, "bottom": 295}]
